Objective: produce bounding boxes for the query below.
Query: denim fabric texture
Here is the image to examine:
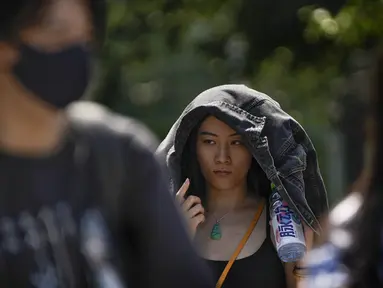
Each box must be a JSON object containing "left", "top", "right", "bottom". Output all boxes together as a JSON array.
[{"left": 156, "top": 84, "right": 329, "bottom": 233}]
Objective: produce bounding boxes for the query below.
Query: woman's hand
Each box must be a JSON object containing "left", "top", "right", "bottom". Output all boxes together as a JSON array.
[
  {"left": 294, "top": 222, "right": 315, "bottom": 288},
  {"left": 302, "top": 222, "right": 315, "bottom": 252},
  {"left": 296, "top": 222, "right": 314, "bottom": 268},
  {"left": 279, "top": 220, "right": 315, "bottom": 288},
  {"left": 176, "top": 179, "right": 205, "bottom": 238}
]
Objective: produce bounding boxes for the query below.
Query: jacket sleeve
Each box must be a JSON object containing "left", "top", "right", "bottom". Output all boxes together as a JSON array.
[
  {"left": 254, "top": 98, "right": 329, "bottom": 224},
  {"left": 120, "top": 136, "right": 214, "bottom": 288}
]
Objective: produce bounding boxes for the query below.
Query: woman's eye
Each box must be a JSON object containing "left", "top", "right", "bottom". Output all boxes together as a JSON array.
[
  {"left": 203, "top": 139, "right": 215, "bottom": 145},
  {"left": 231, "top": 140, "right": 243, "bottom": 145}
]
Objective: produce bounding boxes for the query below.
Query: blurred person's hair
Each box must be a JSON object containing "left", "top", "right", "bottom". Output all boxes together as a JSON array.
[
  {"left": 337, "top": 48, "right": 383, "bottom": 287},
  {"left": 0, "top": 0, "right": 106, "bottom": 45}
]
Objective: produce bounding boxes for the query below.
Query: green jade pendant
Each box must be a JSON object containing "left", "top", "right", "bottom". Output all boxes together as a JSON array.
[{"left": 210, "top": 222, "right": 222, "bottom": 240}]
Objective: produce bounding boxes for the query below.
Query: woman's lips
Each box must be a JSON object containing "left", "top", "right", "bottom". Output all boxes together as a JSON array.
[{"left": 213, "top": 170, "right": 232, "bottom": 176}]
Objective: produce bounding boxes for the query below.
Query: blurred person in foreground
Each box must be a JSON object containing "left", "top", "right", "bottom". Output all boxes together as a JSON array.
[
  {"left": 0, "top": 1, "right": 213, "bottom": 287},
  {"left": 300, "top": 50, "right": 383, "bottom": 288},
  {"left": 156, "top": 84, "right": 329, "bottom": 287}
]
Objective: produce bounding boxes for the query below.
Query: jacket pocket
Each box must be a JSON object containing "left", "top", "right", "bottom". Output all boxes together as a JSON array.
[{"left": 277, "top": 143, "right": 306, "bottom": 178}]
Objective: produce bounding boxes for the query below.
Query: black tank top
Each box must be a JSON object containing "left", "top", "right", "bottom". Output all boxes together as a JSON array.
[{"left": 205, "top": 205, "right": 286, "bottom": 288}]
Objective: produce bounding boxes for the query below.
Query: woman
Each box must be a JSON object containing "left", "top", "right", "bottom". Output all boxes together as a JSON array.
[
  {"left": 157, "top": 84, "right": 328, "bottom": 287},
  {"left": 302, "top": 51, "right": 383, "bottom": 288}
]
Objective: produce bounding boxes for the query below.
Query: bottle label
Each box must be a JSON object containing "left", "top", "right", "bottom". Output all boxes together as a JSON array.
[{"left": 271, "top": 200, "right": 305, "bottom": 249}]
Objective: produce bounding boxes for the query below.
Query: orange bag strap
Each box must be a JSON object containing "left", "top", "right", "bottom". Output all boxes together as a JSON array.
[{"left": 216, "top": 198, "right": 266, "bottom": 288}]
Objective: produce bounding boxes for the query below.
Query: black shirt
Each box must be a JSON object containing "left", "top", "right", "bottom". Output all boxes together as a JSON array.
[
  {"left": 206, "top": 207, "right": 286, "bottom": 288},
  {"left": 0, "top": 139, "right": 90, "bottom": 287},
  {"left": 0, "top": 134, "right": 213, "bottom": 288}
]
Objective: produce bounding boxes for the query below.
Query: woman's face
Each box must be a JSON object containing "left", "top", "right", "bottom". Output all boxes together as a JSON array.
[{"left": 196, "top": 116, "right": 252, "bottom": 191}]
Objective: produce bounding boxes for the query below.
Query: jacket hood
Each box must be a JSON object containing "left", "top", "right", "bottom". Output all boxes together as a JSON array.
[
  {"left": 158, "top": 85, "right": 276, "bottom": 161},
  {"left": 157, "top": 84, "right": 328, "bottom": 232},
  {"left": 158, "top": 84, "right": 279, "bottom": 189}
]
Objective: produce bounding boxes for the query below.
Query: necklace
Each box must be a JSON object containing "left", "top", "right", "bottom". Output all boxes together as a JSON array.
[{"left": 210, "top": 211, "right": 231, "bottom": 240}]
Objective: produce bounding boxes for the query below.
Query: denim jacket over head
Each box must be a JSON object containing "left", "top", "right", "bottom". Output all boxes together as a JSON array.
[{"left": 156, "top": 84, "right": 329, "bottom": 233}]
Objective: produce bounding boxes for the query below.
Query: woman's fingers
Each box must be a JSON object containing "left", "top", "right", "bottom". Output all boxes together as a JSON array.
[
  {"left": 182, "top": 195, "right": 202, "bottom": 212},
  {"left": 175, "top": 179, "right": 205, "bottom": 238},
  {"left": 176, "top": 178, "right": 190, "bottom": 205},
  {"left": 190, "top": 214, "right": 205, "bottom": 231},
  {"left": 187, "top": 203, "right": 205, "bottom": 219}
]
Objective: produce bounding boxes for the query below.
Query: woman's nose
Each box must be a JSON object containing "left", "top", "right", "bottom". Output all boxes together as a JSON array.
[{"left": 215, "top": 145, "right": 231, "bottom": 164}]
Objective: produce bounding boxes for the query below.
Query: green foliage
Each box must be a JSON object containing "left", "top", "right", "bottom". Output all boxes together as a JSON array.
[
  {"left": 301, "top": 0, "right": 383, "bottom": 46},
  {"left": 97, "top": 0, "right": 383, "bottom": 136},
  {"left": 95, "top": 0, "right": 382, "bottom": 202}
]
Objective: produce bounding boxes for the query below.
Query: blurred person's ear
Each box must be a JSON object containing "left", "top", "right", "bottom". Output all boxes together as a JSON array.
[{"left": 0, "top": 43, "right": 19, "bottom": 73}]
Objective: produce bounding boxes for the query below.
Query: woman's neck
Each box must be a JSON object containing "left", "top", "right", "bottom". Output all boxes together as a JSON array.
[{"left": 206, "top": 183, "right": 248, "bottom": 215}]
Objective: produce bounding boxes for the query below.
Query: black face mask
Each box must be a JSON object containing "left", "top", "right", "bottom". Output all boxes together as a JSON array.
[{"left": 13, "top": 43, "right": 91, "bottom": 109}]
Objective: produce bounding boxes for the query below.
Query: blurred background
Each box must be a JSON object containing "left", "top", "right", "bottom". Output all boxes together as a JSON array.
[{"left": 93, "top": 0, "right": 383, "bottom": 207}]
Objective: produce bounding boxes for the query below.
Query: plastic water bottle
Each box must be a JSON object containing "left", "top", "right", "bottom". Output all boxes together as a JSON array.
[{"left": 270, "top": 183, "right": 306, "bottom": 262}]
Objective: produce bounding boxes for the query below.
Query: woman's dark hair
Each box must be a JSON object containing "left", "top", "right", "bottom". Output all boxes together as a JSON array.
[
  {"left": 180, "top": 115, "right": 270, "bottom": 206},
  {"left": 0, "top": 0, "right": 106, "bottom": 45},
  {"left": 340, "top": 50, "right": 383, "bottom": 287}
]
